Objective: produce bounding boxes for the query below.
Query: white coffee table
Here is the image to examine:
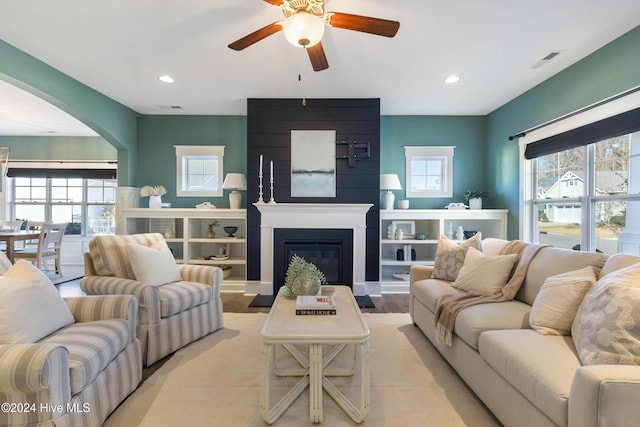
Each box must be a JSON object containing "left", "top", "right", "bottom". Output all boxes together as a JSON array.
[{"left": 259, "top": 285, "right": 371, "bottom": 424}]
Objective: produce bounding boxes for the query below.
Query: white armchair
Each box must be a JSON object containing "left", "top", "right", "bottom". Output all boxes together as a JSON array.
[{"left": 80, "top": 233, "right": 224, "bottom": 366}]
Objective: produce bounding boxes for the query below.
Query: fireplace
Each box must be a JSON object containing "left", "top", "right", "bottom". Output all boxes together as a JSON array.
[
  {"left": 273, "top": 228, "right": 353, "bottom": 295},
  {"left": 254, "top": 203, "right": 372, "bottom": 295}
]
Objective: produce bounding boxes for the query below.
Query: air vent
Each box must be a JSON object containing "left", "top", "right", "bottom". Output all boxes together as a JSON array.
[{"left": 531, "top": 51, "right": 563, "bottom": 69}]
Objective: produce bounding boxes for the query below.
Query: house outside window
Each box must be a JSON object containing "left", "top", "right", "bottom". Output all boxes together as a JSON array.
[
  {"left": 404, "top": 146, "right": 454, "bottom": 198},
  {"left": 11, "top": 178, "right": 116, "bottom": 236},
  {"left": 175, "top": 145, "right": 225, "bottom": 197}
]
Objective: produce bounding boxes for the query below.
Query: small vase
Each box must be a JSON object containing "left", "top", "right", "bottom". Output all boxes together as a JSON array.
[
  {"left": 469, "top": 197, "right": 483, "bottom": 210},
  {"left": 206, "top": 226, "right": 215, "bottom": 239},
  {"left": 149, "top": 195, "right": 162, "bottom": 209}
]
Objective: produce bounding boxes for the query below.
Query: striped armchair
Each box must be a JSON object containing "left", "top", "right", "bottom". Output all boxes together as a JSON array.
[
  {"left": 80, "top": 233, "right": 224, "bottom": 366},
  {"left": 0, "top": 295, "right": 141, "bottom": 427}
]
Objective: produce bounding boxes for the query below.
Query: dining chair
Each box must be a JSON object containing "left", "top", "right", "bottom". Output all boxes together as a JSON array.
[{"left": 14, "top": 222, "right": 68, "bottom": 275}]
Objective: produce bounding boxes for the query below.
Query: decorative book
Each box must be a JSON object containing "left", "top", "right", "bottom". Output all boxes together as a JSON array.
[{"left": 296, "top": 295, "right": 336, "bottom": 315}]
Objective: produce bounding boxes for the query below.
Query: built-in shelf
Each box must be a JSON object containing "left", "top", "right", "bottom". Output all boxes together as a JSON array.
[
  {"left": 121, "top": 208, "right": 247, "bottom": 291},
  {"left": 380, "top": 209, "right": 508, "bottom": 293}
]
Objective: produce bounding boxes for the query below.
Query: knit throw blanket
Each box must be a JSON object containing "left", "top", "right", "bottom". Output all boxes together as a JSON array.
[{"left": 434, "top": 240, "right": 546, "bottom": 346}]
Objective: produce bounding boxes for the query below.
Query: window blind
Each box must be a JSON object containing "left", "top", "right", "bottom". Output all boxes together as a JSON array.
[{"left": 523, "top": 106, "right": 640, "bottom": 159}]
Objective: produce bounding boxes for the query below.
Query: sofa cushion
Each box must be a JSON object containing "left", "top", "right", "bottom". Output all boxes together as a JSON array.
[
  {"left": 572, "top": 262, "right": 640, "bottom": 365},
  {"left": 0, "top": 260, "right": 74, "bottom": 344},
  {"left": 454, "top": 300, "right": 531, "bottom": 349},
  {"left": 127, "top": 240, "right": 182, "bottom": 286},
  {"left": 411, "top": 278, "right": 463, "bottom": 313},
  {"left": 89, "top": 233, "right": 165, "bottom": 279},
  {"left": 479, "top": 329, "right": 581, "bottom": 427},
  {"left": 452, "top": 247, "right": 517, "bottom": 294},
  {"left": 599, "top": 253, "right": 640, "bottom": 279},
  {"left": 432, "top": 233, "right": 481, "bottom": 282},
  {"left": 530, "top": 266, "right": 596, "bottom": 335},
  {"left": 480, "top": 238, "right": 509, "bottom": 256},
  {"left": 40, "top": 318, "right": 130, "bottom": 395},
  {"left": 158, "top": 281, "right": 212, "bottom": 317},
  {"left": 516, "top": 246, "right": 607, "bottom": 306}
]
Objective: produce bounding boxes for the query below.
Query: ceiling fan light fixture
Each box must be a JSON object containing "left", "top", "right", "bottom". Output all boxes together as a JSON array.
[{"left": 283, "top": 12, "right": 325, "bottom": 48}]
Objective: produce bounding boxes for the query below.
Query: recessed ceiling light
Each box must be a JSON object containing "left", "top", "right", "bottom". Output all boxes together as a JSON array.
[
  {"left": 158, "top": 75, "right": 174, "bottom": 83},
  {"left": 445, "top": 75, "right": 460, "bottom": 84}
]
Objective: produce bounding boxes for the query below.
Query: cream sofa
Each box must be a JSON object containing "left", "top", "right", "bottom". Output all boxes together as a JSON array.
[
  {"left": 81, "top": 233, "right": 224, "bottom": 366},
  {"left": 0, "top": 295, "right": 141, "bottom": 427},
  {"left": 410, "top": 238, "right": 640, "bottom": 427}
]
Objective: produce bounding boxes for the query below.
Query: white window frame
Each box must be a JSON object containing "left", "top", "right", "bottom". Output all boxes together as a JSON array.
[
  {"left": 404, "top": 146, "right": 454, "bottom": 198},
  {"left": 175, "top": 145, "right": 224, "bottom": 197},
  {"left": 519, "top": 88, "right": 640, "bottom": 248}
]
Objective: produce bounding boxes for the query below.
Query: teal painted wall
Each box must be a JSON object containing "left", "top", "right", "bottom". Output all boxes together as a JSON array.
[
  {"left": 487, "top": 25, "right": 640, "bottom": 239},
  {"left": 0, "top": 40, "right": 138, "bottom": 185},
  {"left": 0, "top": 136, "right": 116, "bottom": 160},
  {"left": 380, "top": 115, "right": 486, "bottom": 209},
  {"left": 137, "top": 115, "right": 247, "bottom": 208}
]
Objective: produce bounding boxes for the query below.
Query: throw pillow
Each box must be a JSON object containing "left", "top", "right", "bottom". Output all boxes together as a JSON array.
[
  {"left": 127, "top": 240, "right": 182, "bottom": 286},
  {"left": 572, "top": 262, "right": 640, "bottom": 365},
  {"left": 0, "top": 260, "right": 74, "bottom": 344},
  {"left": 431, "top": 233, "right": 481, "bottom": 282},
  {"left": 452, "top": 247, "right": 517, "bottom": 294},
  {"left": 530, "top": 266, "right": 596, "bottom": 335}
]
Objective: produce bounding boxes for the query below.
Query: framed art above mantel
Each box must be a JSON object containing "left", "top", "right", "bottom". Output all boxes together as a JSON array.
[{"left": 290, "top": 130, "right": 336, "bottom": 198}]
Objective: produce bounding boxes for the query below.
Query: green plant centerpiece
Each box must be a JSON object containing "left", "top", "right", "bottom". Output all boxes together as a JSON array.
[{"left": 283, "top": 255, "right": 328, "bottom": 300}]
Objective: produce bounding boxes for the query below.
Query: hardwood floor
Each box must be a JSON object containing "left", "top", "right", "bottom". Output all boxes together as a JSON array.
[{"left": 58, "top": 279, "right": 410, "bottom": 314}]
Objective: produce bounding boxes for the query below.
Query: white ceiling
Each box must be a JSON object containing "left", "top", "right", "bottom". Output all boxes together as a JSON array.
[{"left": 1, "top": 0, "right": 639, "bottom": 136}]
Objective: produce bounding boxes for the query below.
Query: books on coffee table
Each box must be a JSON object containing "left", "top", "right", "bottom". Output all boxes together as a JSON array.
[{"left": 296, "top": 295, "right": 336, "bottom": 315}]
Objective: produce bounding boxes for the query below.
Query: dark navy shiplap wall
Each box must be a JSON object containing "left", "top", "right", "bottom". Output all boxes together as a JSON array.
[{"left": 247, "top": 98, "right": 381, "bottom": 281}]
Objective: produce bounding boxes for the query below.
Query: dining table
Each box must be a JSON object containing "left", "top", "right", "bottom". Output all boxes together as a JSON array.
[{"left": 0, "top": 230, "right": 41, "bottom": 263}]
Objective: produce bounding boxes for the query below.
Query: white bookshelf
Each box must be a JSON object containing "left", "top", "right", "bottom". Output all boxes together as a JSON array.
[
  {"left": 121, "top": 208, "right": 247, "bottom": 291},
  {"left": 380, "top": 209, "right": 508, "bottom": 293}
]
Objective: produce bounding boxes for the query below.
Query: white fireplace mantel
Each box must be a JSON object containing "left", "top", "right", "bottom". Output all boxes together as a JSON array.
[{"left": 254, "top": 203, "right": 373, "bottom": 295}]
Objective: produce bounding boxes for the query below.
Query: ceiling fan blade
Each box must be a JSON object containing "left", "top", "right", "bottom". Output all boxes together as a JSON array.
[
  {"left": 263, "top": 0, "right": 283, "bottom": 5},
  {"left": 327, "top": 12, "right": 400, "bottom": 37},
  {"left": 228, "top": 22, "right": 283, "bottom": 51},
  {"left": 307, "top": 42, "right": 329, "bottom": 72}
]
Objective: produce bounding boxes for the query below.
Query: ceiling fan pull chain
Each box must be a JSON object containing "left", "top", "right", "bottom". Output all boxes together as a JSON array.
[{"left": 299, "top": 49, "right": 307, "bottom": 106}]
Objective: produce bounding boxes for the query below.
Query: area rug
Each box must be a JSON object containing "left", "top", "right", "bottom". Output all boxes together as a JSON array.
[{"left": 103, "top": 313, "right": 499, "bottom": 427}]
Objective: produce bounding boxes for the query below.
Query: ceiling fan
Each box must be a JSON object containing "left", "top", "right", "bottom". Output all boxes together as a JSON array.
[{"left": 228, "top": 0, "right": 400, "bottom": 72}]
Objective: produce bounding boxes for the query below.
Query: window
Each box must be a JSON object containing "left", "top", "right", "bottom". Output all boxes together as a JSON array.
[
  {"left": 11, "top": 178, "right": 116, "bottom": 236},
  {"left": 175, "top": 145, "right": 225, "bottom": 197},
  {"left": 526, "top": 131, "right": 640, "bottom": 255},
  {"left": 404, "top": 146, "right": 454, "bottom": 198}
]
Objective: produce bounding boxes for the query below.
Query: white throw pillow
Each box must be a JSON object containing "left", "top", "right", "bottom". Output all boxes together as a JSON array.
[
  {"left": 127, "top": 240, "right": 181, "bottom": 286},
  {"left": 0, "top": 260, "right": 74, "bottom": 344},
  {"left": 432, "top": 233, "right": 482, "bottom": 282},
  {"left": 452, "top": 247, "right": 517, "bottom": 294},
  {"left": 572, "top": 262, "right": 640, "bottom": 365},
  {"left": 530, "top": 266, "right": 596, "bottom": 335}
]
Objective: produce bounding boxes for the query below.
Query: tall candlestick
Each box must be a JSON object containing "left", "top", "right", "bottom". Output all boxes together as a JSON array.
[
  {"left": 256, "top": 154, "right": 265, "bottom": 204},
  {"left": 268, "top": 160, "right": 276, "bottom": 204}
]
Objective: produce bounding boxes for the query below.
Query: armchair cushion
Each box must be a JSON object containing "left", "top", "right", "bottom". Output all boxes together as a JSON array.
[
  {"left": 89, "top": 233, "right": 165, "bottom": 279},
  {"left": 0, "top": 260, "right": 74, "bottom": 344},
  {"left": 39, "top": 318, "right": 131, "bottom": 394},
  {"left": 127, "top": 240, "right": 181, "bottom": 286},
  {"left": 158, "top": 281, "right": 212, "bottom": 317}
]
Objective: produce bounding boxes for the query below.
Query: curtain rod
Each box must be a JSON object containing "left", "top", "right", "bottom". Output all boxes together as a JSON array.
[{"left": 508, "top": 85, "right": 640, "bottom": 141}]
